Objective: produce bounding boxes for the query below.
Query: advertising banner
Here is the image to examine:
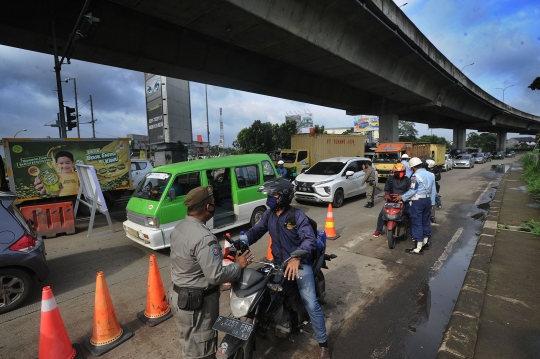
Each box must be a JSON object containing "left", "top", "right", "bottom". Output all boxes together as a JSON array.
[
  {"left": 147, "top": 97, "right": 164, "bottom": 144},
  {"left": 354, "top": 115, "right": 379, "bottom": 132},
  {"left": 5, "top": 139, "right": 131, "bottom": 201},
  {"left": 286, "top": 113, "right": 313, "bottom": 133}
]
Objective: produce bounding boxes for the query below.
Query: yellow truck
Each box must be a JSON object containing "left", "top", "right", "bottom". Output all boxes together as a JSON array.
[
  {"left": 373, "top": 142, "right": 430, "bottom": 179},
  {"left": 280, "top": 134, "right": 366, "bottom": 177},
  {"left": 429, "top": 144, "right": 447, "bottom": 168}
]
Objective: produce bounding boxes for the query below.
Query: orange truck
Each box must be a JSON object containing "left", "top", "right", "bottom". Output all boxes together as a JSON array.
[{"left": 373, "top": 142, "right": 430, "bottom": 179}]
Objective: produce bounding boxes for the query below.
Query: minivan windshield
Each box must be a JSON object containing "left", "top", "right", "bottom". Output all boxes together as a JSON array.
[
  {"left": 281, "top": 153, "right": 297, "bottom": 163},
  {"left": 132, "top": 172, "right": 172, "bottom": 201},
  {"left": 305, "top": 162, "right": 345, "bottom": 175},
  {"left": 456, "top": 155, "right": 471, "bottom": 160},
  {"left": 373, "top": 153, "right": 399, "bottom": 163}
]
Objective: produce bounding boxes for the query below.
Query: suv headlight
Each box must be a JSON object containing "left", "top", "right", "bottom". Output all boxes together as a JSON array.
[
  {"left": 230, "top": 291, "right": 257, "bottom": 318},
  {"left": 145, "top": 216, "right": 160, "bottom": 227},
  {"left": 313, "top": 179, "right": 334, "bottom": 186}
]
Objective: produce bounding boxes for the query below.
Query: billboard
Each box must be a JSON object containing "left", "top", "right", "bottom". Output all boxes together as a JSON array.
[
  {"left": 354, "top": 115, "right": 379, "bottom": 132},
  {"left": 147, "top": 98, "right": 165, "bottom": 144},
  {"left": 285, "top": 113, "right": 314, "bottom": 132},
  {"left": 4, "top": 139, "right": 131, "bottom": 201}
]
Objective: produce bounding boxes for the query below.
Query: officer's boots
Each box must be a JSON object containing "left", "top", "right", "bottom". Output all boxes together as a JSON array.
[{"left": 364, "top": 201, "right": 374, "bottom": 208}]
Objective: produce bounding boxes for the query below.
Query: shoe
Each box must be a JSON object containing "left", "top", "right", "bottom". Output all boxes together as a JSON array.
[
  {"left": 372, "top": 231, "right": 380, "bottom": 238},
  {"left": 405, "top": 248, "right": 424, "bottom": 255},
  {"left": 320, "top": 347, "right": 331, "bottom": 359},
  {"left": 431, "top": 217, "right": 437, "bottom": 223},
  {"left": 437, "top": 206, "right": 442, "bottom": 210},
  {"left": 423, "top": 242, "right": 430, "bottom": 250}
]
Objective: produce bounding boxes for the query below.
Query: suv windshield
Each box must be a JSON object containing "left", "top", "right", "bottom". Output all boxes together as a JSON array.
[
  {"left": 456, "top": 155, "right": 471, "bottom": 160},
  {"left": 305, "top": 162, "right": 345, "bottom": 175},
  {"left": 373, "top": 153, "right": 399, "bottom": 163},
  {"left": 132, "top": 172, "right": 172, "bottom": 201},
  {"left": 281, "top": 153, "right": 297, "bottom": 163}
]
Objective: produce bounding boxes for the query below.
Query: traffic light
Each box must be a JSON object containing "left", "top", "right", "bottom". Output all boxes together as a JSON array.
[{"left": 65, "top": 106, "right": 77, "bottom": 131}]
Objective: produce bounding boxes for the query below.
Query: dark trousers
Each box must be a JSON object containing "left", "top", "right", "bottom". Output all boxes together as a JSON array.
[{"left": 409, "top": 198, "right": 432, "bottom": 240}]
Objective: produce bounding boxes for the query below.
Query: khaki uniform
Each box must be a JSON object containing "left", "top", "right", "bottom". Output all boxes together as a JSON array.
[
  {"left": 169, "top": 216, "right": 242, "bottom": 359},
  {"left": 362, "top": 166, "right": 376, "bottom": 203}
]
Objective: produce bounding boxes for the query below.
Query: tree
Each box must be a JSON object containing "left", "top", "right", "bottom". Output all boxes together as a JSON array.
[
  {"left": 417, "top": 134, "right": 451, "bottom": 147},
  {"left": 272, "top": 120, "right": 298, "bottom": 150},
  {"left": 341, "top": 127, "right": 355, "bottom": 134},
  {"left": 233, "top": 120, "right": 274, "bottom": 154},
  {"left": 529, "top": 77, "right": 540, "bottom": 90},
  {"left": 399, "top": 121, "right": 418, "bottom": 142},
  {"left": 466, "top": 132, "right": 497, "bottom": 152}
]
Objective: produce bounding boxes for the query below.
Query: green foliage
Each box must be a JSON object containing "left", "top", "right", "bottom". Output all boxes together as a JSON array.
[
  {"left": 272, "top": 120, "right": 298, "bottom": 150},
  {"left": 466, "top": 132, "right": 497, "bottom": 152},
  {"left": 399, "top": 121, "right": 418, "bottom": 142},
  {"left": 519, "top": 152, "right": 540, "bottom": 196},
  {"left": 417, "top": 134, "right": 451, "bottom": 146},
  {"left": 520, "top": 220, "right": 540, "bottom": 236},
  {"left": 342, "top": 127, "right": 355, "bottom": 134},
  {"left": 234, "top": 120, "right": 297, "bottom": 154},
  {"left": 312, "top": 125, "right": 325, "bottom": 135}
]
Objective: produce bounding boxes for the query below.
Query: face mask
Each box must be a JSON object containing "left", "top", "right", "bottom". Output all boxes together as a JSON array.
[{"left": 266, "top": 196, "right": 279, "bottom": 211}]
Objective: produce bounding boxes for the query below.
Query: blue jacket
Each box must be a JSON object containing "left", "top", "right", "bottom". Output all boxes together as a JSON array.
[
  {"left": 246, "top": 207, "right": 317, "bottom": 264},
  {"left": 277, "top": 166, "right": 287, "bottom": 178},
  {"left": 401, "top": 168, "right": 437, "bottom": 205}
]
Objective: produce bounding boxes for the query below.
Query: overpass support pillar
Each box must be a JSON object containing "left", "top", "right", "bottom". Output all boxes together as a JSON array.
[
  {"left": 496, "top": 130, "right": 507, "bottom": 151},
  {"left": 378, "top": 114, "right": 399, "bottom": 143},
  {"left": 453, "top": 127, "right": 466, "bottom": 150}
]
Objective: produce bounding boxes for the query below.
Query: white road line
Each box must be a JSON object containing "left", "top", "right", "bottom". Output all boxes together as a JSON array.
[
  {"left": 475, "top": 180, "right": 494, "bottom": 205},
  {"left": 432, "top": 227, "right": 463, "bottom": 271}
]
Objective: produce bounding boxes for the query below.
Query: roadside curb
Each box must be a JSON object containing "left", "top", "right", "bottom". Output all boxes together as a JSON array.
[{"left": 436, "top": 166, "right": 511, "bottom": 359}]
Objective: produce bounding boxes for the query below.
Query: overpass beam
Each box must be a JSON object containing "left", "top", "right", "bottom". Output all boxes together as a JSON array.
[
  {"left": 378, "top": 114, "right": 400, "bottom": 143},
  {"left": 496, "top": 130, "right": 507, "bottom": 151},
  {"left": 453, "top": 127, "right": 466, "bottom": 150}
]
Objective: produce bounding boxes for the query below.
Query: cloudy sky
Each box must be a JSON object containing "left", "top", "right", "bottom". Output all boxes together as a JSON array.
[{"left": 0, "top": 0, "right": 538, "bottom": 151}]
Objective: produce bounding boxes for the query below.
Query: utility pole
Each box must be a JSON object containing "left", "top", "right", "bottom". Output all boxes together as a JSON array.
[
  {"left": 90, "top": 95, "right": 96, "bottom": 138},
  {"left": 205, "top": 84, "right": 210, "bottom": 156},
  {"left": 73, "top": 78, "right": 80, "bottom": 137},
  {"left": 51, "top": 18, "right": 67, "bottom": 138}
]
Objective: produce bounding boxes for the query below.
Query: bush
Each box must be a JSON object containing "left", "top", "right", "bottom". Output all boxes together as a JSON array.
[{"left": 520, "top": 151, "right": 540, "bottom": 196}]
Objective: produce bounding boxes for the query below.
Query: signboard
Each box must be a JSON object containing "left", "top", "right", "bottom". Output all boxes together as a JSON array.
[
  {"left": 354, "top": 115, "right": 379, "bottom": 132},
  {"left": 4, "top": 138, "right": 131, "bottom": 201},
  {"left": 285, "top": 113, "right": 314, "bottom": 132},
  {"left": 147, "top": 98, "right": 164, "bottom": 144},
  {"left": 145, "top": 75, "right": 162, "bottom": 102}
]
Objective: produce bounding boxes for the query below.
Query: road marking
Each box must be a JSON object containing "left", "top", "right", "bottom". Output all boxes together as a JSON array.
[
  {"left": 432, "top": 227, "right": 463, "bottom": 271},
  {"left": 475, "top": 180, "right": 494, "bottom": 205}
]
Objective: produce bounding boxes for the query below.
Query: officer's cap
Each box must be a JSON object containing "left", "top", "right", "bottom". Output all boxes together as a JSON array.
[{"left": 184, "top": 185, "right": 213, "bottom": 208}]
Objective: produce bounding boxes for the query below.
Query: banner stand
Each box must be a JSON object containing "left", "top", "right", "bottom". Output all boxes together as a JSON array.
[{"left": 74, "top": 165, "right": 115, "bottom": 238}]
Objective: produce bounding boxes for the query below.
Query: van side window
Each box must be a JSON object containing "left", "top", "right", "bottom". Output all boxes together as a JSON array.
[
  {"left": 235, "top": 165, "right": 260, "bottom": 188},
  {"left": 261, "top": 160, "right": 276, "bottom": 182},
  {"left": 297, "top": 151, "right": 308, "bottom": 162},
  {"left": 138, "top": 162, "right": 147, "bottom": 170},
  {"left": 343, "top": 161, "right": 357, "bottom": 175},
  {"left": 175, "top": 172, "right": 201, "bottom": 196}
]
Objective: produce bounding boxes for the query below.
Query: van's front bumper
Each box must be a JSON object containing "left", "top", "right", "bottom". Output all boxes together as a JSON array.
[{"left": 123, "top": 220, "right": 170, "bottom": 250}]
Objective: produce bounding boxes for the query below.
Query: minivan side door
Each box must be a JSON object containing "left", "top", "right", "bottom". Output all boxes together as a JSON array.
[
  {"left": 341, "top": 160, "right": 362, "bottom": 197},
  {"left": 234, "top": 164, "right": 262, "bottom": 223},
  {"left": 160, "top": 172, "right": 201, "bottom": 225}
]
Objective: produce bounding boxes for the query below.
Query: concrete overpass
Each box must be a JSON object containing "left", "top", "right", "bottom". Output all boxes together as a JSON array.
[{"left": 2, "top": 0, "right": 539, "bottom": 150}]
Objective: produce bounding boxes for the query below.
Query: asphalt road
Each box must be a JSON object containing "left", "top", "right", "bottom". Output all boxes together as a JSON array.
[{"left": 0, "top": 157, "right": 516, "bottom": 359}]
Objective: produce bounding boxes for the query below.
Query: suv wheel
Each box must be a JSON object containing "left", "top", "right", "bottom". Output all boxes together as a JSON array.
[
  {"left": 0, "top": 268, "right": 32, "bottom": 314},
  {"left": 333, "top": 189, "right": 344, "bottom": 208}
]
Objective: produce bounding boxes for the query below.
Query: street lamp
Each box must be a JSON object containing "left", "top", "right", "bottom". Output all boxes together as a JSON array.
[
  {"left": 64, "top": 77, "right": 80, "bottom": 137},
  {"left": 461, "top": 63, "right": 474, "bottom": 71},
  {"left": 495, "top": 85, "right": 514, "bottom": 103},
  {"left": 13, "top": 129, "right": 27, "bottom": 138}
]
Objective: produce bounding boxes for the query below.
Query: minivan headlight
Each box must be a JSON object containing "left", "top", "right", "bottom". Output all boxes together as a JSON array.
[
  {"left": 230, "top": 291, "right": 257, "bottom": 318},
  {"left": 146, "top": 216, "right": 160, "bottom": 227}
]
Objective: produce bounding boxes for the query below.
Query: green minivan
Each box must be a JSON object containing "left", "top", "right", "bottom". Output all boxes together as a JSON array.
[{"left": 123, "top": 154, "right": 277, "bottom": 250}]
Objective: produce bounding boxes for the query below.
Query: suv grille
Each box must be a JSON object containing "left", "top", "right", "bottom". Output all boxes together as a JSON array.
[
  {"left": 127, "top": 210, "right": 147, "bottom": 226},
  {"left": 295, "top": 182, "right": 315, "bottom": 193}
]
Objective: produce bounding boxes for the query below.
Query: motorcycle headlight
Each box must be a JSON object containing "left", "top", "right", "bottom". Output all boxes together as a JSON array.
[
  {"left": 145, "top": 216, "right": 159, "bottom": 227},
  {"left": 230, "top": 291, "right": 257, "bottom": 318}
]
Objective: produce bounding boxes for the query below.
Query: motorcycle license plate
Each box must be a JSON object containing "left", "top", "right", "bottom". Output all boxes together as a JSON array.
[{"left": 213, "top": 316, "right": 253, "bottom": 340}]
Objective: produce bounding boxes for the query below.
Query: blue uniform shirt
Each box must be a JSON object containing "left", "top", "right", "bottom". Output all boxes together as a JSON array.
[
  {"left": 401, "top": 168, "right": 437, "bottom": 205},
  {"left": 277, "top": 166, "right": 287, "bottom": 178},
  {"left": 402, "top": 160, "right": 412, "bottom": 178}
]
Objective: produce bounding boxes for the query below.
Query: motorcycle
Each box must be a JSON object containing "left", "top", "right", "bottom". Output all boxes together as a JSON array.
[
  {"left": 214, "top": 233, "right": 337, "bottom": 359},
  {"left": 383, "top": 193, "right": 409, "bottom": 249}
]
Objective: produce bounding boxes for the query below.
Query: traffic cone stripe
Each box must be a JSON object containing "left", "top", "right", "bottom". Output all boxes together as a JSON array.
[
  {"left": 41, "top": 297, "right": 57, "bottom": 312},
  {"left": 327, "top": 212, "right": 334, "bottom": 218},
  {"left": 326, "top": 222, "right": 335, "bottom": 228}
]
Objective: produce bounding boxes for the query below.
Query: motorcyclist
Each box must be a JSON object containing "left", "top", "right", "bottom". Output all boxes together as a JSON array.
[
  {"left": 245, "top": 178, "right": 330, "bottom": 359},
  {"left": 401, "top": 154, "right": 412, "bottom": 178},
  {"left": 277, "top": 160, "right": 288, "bottom": 179},
  {"left": 425, "top": 159, "right": 442, "bottom": 223},
  {"left": 372, "top": 163, "right": 411, "bottom": 237}
]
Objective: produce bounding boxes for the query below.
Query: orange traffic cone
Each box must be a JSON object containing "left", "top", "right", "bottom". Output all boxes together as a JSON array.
[
  {"left": 83, "top": 271, "right": 132, "bottom": 356},
  {"left": 265, "top": 235, "right": 274, "bottom": 261},
  {"left": 137, "top": 254, "right": 173, "bottom": 326},
  {"left": 38, "top": 286, "right": 83, "bottom": 359},
  {"left": 324, "top": 204, "right": 340, "bottom": 240}
]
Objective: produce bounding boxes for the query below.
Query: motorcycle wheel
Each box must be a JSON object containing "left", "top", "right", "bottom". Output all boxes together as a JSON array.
[
  {"left": 387, "top": 229, "right": 396, "bottom": 249},
  {"left": 232, "top": 332, "right": 254, "bottom": 359}
]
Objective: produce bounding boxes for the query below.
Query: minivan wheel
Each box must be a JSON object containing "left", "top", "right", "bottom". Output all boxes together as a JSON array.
[
  {"left": 250, "top": 207, "right": 267, "bottom": 227},
  {"left": 333, "top": 189, "right": 344, "bottom": 208},
  {"left": 0, "top": 268, "right": 33, "bottom": 314}
]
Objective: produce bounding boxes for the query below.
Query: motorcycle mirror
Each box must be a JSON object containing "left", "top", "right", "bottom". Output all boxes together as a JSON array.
[{"left": 290, "top": 249, "right": 309, "bottom": 259}]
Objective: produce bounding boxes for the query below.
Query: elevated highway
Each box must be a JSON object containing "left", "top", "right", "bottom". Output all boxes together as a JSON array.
[{"left": 1, "top": 0, "right": 539, "bottom": 148}]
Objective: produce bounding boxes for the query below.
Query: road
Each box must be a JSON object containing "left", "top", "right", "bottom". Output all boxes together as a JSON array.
[{"left": 0, "top": 157, "right": 514, "bottom": 359}]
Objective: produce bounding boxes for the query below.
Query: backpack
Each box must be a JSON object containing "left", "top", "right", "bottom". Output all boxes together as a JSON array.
[{"left": 265, "top": 206, "right": 317, "bottom": 235}]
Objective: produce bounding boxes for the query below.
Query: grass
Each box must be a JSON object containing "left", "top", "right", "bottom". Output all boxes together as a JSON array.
[
  {"left": 519, "top": 151, "right": 540, "bottom": 197},
  {"left": 519, "top": 220, "right": 540, "bottom": 236}
]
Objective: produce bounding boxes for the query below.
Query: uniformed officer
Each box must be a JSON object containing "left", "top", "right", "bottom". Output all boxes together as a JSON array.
[
  {"left": 169, "top": 185, "right": 252, "bottom": 359},
  {"left": 401, "top": 154, "right": 412, "bottom": 178},
  {"left": 395, "top": 157, "right": 437, "bottom": 254},
  {"left": 361, "top": 161, "right": 376, "bottom": 208}
]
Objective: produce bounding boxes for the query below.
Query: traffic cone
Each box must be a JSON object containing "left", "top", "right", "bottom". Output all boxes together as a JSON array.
[
  {"left": 83, "top": 271, "right": 132, "bottom": 356},
  {"left": 265, "top": 235, "right": 274, "bottom": 261},
  {"left": 137, "top": 254, "right": 173, "bottom": 326},
  {"left": 38, "top": 286, "right": 83, "bottom": 359},
  {"left": 324, "top": 204, "right": 340, "bottom": 240}
]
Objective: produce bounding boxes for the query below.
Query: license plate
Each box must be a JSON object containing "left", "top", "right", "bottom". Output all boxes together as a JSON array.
[
  {"left": 213, "top": 316, "right": 253, "bottom": 340},
  {"left": 127, "top": 227, "right": 138, "bottom": 237}
]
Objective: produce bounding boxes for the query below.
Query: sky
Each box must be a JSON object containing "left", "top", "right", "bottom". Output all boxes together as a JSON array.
[{"left": 0, "top": 0, "right": 539, "bottom": 152}]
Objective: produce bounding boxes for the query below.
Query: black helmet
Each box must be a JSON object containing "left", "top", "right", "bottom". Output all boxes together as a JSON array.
[{"left": 258, "top": 178, "right": 294, "bottom": 208}]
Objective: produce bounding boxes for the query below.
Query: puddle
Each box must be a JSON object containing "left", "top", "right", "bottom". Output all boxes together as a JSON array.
[
  {"left": 526, "top": 202, "right": 540, "bottom": 209},
  {"left": 471, "top": 212, "right": 485, "bottom": 221},
  {"left": 490, "top": 164, "right": 511, "bottom": 173},
  {"left": 476, "top": 202, "right": 490, "bottom": 211}
]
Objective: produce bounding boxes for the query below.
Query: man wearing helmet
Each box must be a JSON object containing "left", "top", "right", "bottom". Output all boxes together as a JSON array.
[
  {"left": 246, "top": 178, "right": 330, "bottom": 359},
  {"left": 277, "top": 160, "right": 288, "bottom": 179},
  {"left": 395, "top": 157, "right": 437, "bottom": 255},
  {"left": 401, "top": 154, "right": 412, "bottom": 178},
  {"left": 425, "top": 159, "right": 442, "bottom": 222},
  {"left": 372, "top": 163, "right": 411, "bottom": 237}
]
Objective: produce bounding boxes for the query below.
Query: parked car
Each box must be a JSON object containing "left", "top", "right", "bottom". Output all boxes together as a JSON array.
[
  {"left": 506, "top": 150, "right": 516, "bottom": 158},
  {"left": 0, "top": 191, "right": 49, "bottom": 314},
  {"left": 453, "top": 154, "right": 475, "bottom": 169},
  {"left": 293, "top": 157, "right": 377, "bottom": 208},
  {"left": 484, "top": 152, "right": 492, "bottom": 161},
  {"left": 472, "top": 153, "right": 487, "bottom": 164},
  {"left": 442, "top": 154, "right": 453, "bottom": 171},
  {"left": 492, "top": 151, "right": 505, "bottom": 159},
  {"left": 130, "top": 159, "right": 153, "bottom": 190}
]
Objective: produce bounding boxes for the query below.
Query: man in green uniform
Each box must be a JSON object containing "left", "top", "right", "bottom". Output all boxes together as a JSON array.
[
  {"left": 362, "top": 161, "right": 376, "bottom": 208},
  {"left": 169, "top": 185, "right": 252, "bottom": 359}
]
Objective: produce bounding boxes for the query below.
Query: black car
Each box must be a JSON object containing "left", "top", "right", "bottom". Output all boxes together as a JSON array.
[
  {"left": 492, "top": 151, "right": 505, "bottom": 159},
  {"left": 506, "top": 150, "right": 516, "bottom": 158},
  {"left": 0, "top": 192, "right": 49, "bottom": 313}
]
